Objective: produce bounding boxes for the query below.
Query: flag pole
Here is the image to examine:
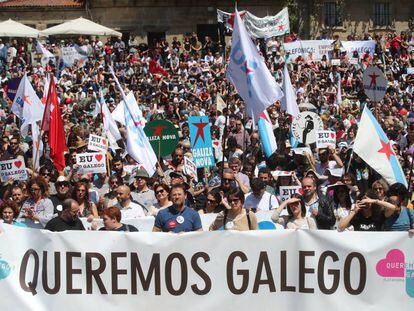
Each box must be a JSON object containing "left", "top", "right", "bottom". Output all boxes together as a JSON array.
[
  {"left": 407, "top": 156, "right": 414, "bottom": 192},
  {"left": 220, "top": 97, "right": 230, "bottom": 184}
]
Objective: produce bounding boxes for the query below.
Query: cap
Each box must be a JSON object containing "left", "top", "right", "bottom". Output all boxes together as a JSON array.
[
  {"left": 134, "top": 168, "right": 149, "bottom": 179},
  {"left": 326, "top": 167, "right": 344, "bottom": 178},
  {"left": 56, "top": 176, "right": 68, "bottom": 183}
]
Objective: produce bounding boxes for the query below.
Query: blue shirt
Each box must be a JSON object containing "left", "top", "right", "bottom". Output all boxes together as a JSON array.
[
  {"left": 384, "top": 207, "right": 414, "bottom": 231},
  {"left": 154, "top": 205, "right": 202, "bottom": 233}
]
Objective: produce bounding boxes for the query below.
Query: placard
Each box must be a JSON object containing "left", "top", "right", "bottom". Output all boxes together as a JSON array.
[
  {"left": 189, "top": 116, "right": 215, "bottom": 168},
  {"left": 76, "top": 152, "right": 106, "bottom": 174},
  {"left": 291, "top": 111, "right": 324, "bottom": 145},
  {"left": 292, "top": 147, "right": 312, "bottom": 156},
  {"left": 363, "top": 66, "right": 388, "bottom": 102},
  {"left": 143, "top": 120, "right": 179, "bottom": 157},
  {"left": 87, "top": 134, "right": 108, "bottom": 153},
  {"left": 279, "top": 185, "right": 302, "bottom": 202},
  {"left": 0, "top": 159, "right": 27, "bottom": 182},
  {"left": 183, "top": 156, "right": 198, "bottom": 182},
  {"left": 316, "top": 130, "right": 336, "bottom": 149},
  {"left": 331, "top": 59, "right": 340, "bottom": 66}
]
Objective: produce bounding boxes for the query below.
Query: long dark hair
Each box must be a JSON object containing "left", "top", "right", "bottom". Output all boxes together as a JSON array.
[{"left": 288, "top": 194, "right": 306, "bottom": 218}]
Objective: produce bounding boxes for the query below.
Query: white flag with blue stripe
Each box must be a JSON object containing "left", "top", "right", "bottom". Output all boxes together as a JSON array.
[
  {"left": 226, "top": 8, "right": 283, "bottom": 120},
  {"left": 353, "top": 106, "right": 407, "bottom": 187}
]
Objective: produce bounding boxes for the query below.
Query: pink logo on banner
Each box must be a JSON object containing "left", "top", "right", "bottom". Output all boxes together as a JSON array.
[{"left": 376, "top": 249, "right": 405, "bottom": 277}]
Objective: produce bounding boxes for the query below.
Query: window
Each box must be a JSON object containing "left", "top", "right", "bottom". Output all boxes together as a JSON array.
[
  {"left": 324, "top": 2, "right": 342, "bottom": 27},
  {"left": 373, "top": 2, "right": 391, "bottom": 27}
]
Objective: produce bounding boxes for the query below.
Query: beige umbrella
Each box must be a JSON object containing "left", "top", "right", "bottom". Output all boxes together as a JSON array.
[
  {"left": 40, "top": 17, "right": 122, "bottom": 37},
  {"left": 0, "top": 19, "right": 40, "bottom": 38}
]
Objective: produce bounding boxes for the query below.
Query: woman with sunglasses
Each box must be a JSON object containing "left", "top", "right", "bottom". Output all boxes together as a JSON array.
[
  {"left": 209, "top": 188, "right": 258, "bottom": 231},
  {"left": 1, "top": 200, "right": 27, "bottom": 227},
  {"left": 371, "top": 179, "right": 389, "bottom": 201},
  {"left": 200, "top": 189, "right": 224, "bottom": 214},
  {"left": 272, "top": 194, "right": 318, "bottom": 230},
  {"left": 147, "top": 183, "right": 172, "bottom": 216},
  {"left": 71, "top": 181, "right": 99, "bottom": 221},
  {"left": 18, "top": 177, "right": 55, "bottom": 228}
]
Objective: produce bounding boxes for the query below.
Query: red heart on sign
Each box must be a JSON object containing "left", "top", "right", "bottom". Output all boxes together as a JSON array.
[
  {"left": 102, "top": 139, "right": 106, "bottom": 145},
  {"left": 95, "top": 154, "right": 103, "bottom": 162},
  {"left": 213, "top": 141, "right": 219, "bottom": 146},
  {"left": 14, "top": 160, "right": 22, "bottom": 168},
  {"left": 330, "top": 132, "right": 335, "bottom": 139},
  {"left": 298, "top": 188, "right": 304, "bottom": 195}
]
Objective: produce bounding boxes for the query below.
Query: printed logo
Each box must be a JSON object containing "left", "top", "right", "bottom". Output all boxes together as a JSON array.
[
  {"left": 0, "top": 257, "right": 12, "bottom": 280},
  {"left": 376, "top": 249, "right": 414, "bottom": 298}
]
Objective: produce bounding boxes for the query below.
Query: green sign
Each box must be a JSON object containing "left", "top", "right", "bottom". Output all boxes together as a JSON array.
[{"left": 144, "top": 120, "right": 179, "bottom": 157}]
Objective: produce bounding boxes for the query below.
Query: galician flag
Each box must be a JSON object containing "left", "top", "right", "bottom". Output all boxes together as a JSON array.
[
  {"left": 109, "top": 66, "right": 157, "bottom": 176},
  {"left": 226, "top": 8, "right": 284, "bottom": 120},
  {"left": 11, "top": 74, "right": 45, "bottom": 136},
  {"left": 354, "top": 106, "right": 407, "bottom": 187},
  {"left": 258, "top": 110, "right": 277, "bottom": 158}
]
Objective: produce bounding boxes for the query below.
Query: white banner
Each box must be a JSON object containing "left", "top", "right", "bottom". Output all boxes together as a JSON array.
[
  {"left": 341, "top": 40, "right": 376, "bottom": 57},
  {"left": 88, "top": 134, "right": 108, "bottom": 153},
  {"left": 0, "top": 158, "right": 27, "bottom": 182},
  {"left": 283, "top": 40, "right": 334, "bottom": 62},
  {"left": 244, "top": 8, "right": 290, "bottom": 39},
  {"left": 61, "top": 46, "right": 88, "bottom": 67},
  {"left": 316, "top": 130, "right": 336, "bottom": 149},
  {"left": 76, "top": 152, "right": 106, "bottom": 174},
  {"left": 0, "top": 224, "right": 414, "bottom": 310}
]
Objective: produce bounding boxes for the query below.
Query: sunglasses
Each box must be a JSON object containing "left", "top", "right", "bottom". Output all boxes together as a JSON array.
[
  {"left": 155, "top": 189, "right": 166, "bottom": 195},
  {"left": 42, "top": 173, "right": 51, "bottom": 177},
  {"left": 228, "top": 198, "right": 240, "bottom": 204},
  {"left": 222, "top": 178, "right": 233, "bottom": 183},
  {"left": 207, "top": 199, "right": 217, "bottom": 203},
  {"left": 57, "top": 182, "right": 69, "bottom": 187}
]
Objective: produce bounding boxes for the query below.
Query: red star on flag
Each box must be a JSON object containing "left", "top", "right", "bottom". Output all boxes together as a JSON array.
[
  {"left": 243, "top": 60, "right": 254, "bottom": 75},
  {"left": 278, "top": 24, "right": 284, "bottom": 31},
  {"left": 134, "top": 120, "right": 144, "bottom": 127},
  {"left": 23, "top": 95, "right": 31, "bottom": 105},
  {"left": 192, "top": 121, "right": 208, "bottom": 146},
  {"left": 369, "top": 73, "right": 379, "bottom": 88},
  {"left": 258, "top": 112, "right": 270, "bottom": 122},
  {"left": 377, "top": 139, "right": 394, "bottom": 160},
  {"left": 227, "top": 11, "right": 246, "bottom": 27},
  {"left": 152, "top": 125, "right": 167, "bottom": 136}
]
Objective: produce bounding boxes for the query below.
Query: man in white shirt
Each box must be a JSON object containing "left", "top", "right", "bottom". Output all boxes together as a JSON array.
[
  {"left": 115, "top": 185, "right": 146, "bottom": 219},
  {"left": 244, "top": 178, "right": 279, "bottom": 212}
]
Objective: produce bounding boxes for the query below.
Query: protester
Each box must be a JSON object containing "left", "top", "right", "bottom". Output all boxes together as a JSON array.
[
  {"left": 210, "top": 188, "right": 258, "bottom": 231},
  {"left": 147, "top": 183, "right": 172, "bottom": 216},
  {"left": 17, "top": 177, "right": 55, "bottom": 227},
  {"left": 244, "top": 178, "right": 279, "bottom": 212},
  {"left": 1, "top": 26, "right": 414, "bottom": 237},
  {"left": 153, "top": 184, "right": 202, "bottom": 233},
  {"left": 115, "top": 185, "right": 146, "bottom": 218},
  {"left": 0, "top": 200, "right": 27, "bottom": 227},
  {"left": 200, "top": 189, "right": 224, "bottom": 214},
  {"left": 99, "top": 206, "right": 139, "bottom": 232},
  {"left": 50, "top": 176, "right": 71, "bottom": 214},
  {"left": 45, "top": 199, "right": 85, "bottom": 231},
  {"left": 72, "top": 181, "right": 99, "bottom": 220}
]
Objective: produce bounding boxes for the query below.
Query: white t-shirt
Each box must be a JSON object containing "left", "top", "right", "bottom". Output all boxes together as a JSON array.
[
  {"left": 244, "top": 191, "right": 279, "bottom": 211},
  {"left": 116, "top": 201, "right": 146, "bottom": 219}
]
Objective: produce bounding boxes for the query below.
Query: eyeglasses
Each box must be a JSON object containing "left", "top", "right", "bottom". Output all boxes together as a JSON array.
[
  {"left": 41, "top": 172, "right": 51, "bottom": 177},
  {"left": 155, "top": 189, "right": 165, "bottom": 195},
  {"left": 207, "top": 199, "right": 217, "bottom": 203},
  {"left": 222, "top": 178, "right": 233, "bottom": 183},
  {"left": 57, "top": 183, "right": 69, "bottom": 188},
  {"left": 10, "top": 142, "right": 18, "bottom": 145},
  {"left": 110, "top": 181, "right": 119, "bottom": 185},
  {"left": 228, "top": 198, "right": 240, "bottom": 204}
]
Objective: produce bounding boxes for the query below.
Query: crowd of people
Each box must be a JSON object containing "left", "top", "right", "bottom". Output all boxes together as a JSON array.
[{"left": 1, "top": 29, "right": 414, "bottom": 233}]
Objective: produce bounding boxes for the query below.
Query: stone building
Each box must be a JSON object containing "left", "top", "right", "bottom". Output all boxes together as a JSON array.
[{"left": 0, "top": 0, "right": 413, "bottom": 42}]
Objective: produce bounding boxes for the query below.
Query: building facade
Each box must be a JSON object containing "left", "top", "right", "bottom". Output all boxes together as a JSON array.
[{"left": 0, "top": 0, "right": 413, "bottom": 41}]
